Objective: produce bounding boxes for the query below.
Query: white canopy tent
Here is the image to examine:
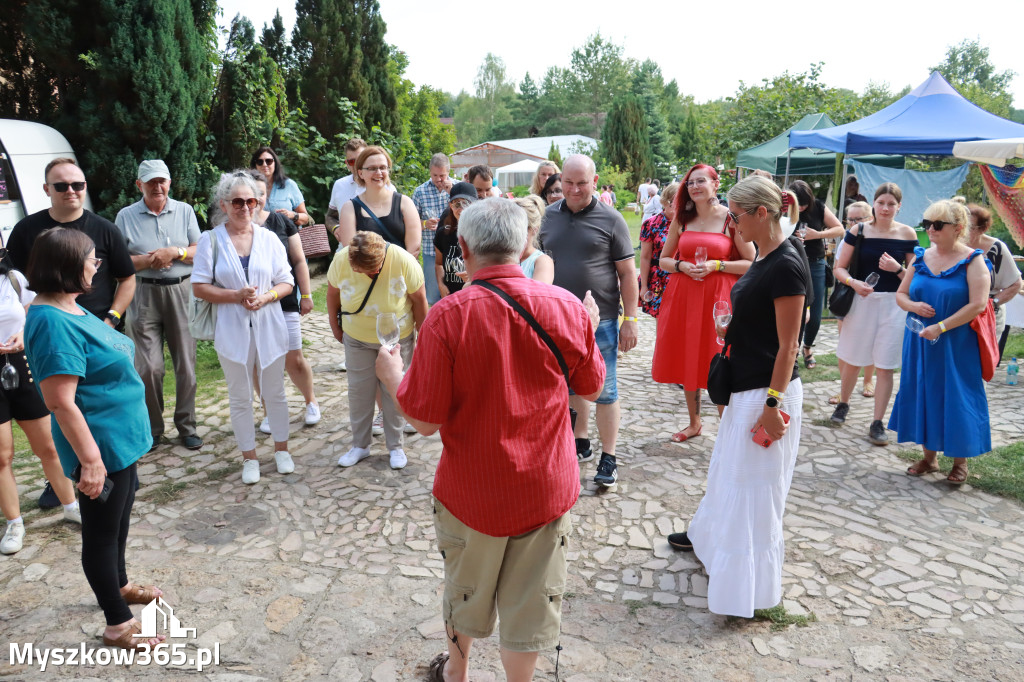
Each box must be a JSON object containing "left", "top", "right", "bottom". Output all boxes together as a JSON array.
[
  {"left": 952, "top": 137, "right": 1024, "bottom": 166},
  {"left": 495, "top": 159, "right": 540, "bottom": 192}
]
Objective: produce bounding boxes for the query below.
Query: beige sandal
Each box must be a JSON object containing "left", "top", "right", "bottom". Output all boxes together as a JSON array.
[
  {"left": 121, "top": 584, "right": 162, "bottom": 605},
  {"left": 862, "top": 379, "right": 875, "bottom": 398}
]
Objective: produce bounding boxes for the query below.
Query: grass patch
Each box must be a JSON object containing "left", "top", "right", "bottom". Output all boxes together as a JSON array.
[
  {"left": 160, "top": 339, "right": 225, "bottom": 405},
  {"left": 625, "top": 599, "right": 647, "bottom": 616},
  {"left": 205, "top": 465, "right": 234, "bottom": 482},
  {"left": 729, "top": 604, "right": 817, "bottom": 631},
  {"left": 312, "top": 281, "right": 329, "bottom": 313},
  {"left": 1004, "top": 329, "right": 1024, "bottom": 361},
  {"left": 800, "top": 352, "right": 841, "bottom": 384},
  {"left": 893, "top": 442, "right": 1024, "bottom": 503},
  {"left": 144, "top": 480, "right": 188, "bottom": 504},
  {"left": 812, "top": 418, "right": 838, "bottom": 428},
  {"left": 621, "top": 210, "right": 643, "bottom": 268}
]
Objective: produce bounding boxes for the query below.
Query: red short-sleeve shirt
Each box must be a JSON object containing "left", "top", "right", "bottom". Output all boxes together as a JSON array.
[{"left": 397, "top": 264, "right": 605, "bottom": 536}]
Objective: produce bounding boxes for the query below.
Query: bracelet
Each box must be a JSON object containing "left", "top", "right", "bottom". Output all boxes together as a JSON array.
[
  {"left": 178, "top": 247, "right": 187, "bottom": 261},
  {"left": 717, "top": 260, "right": 725, "bottom": 272},
  {"left": 767, "top": 388, "right": 784, "bottom": 399},
  {"left": 675, "top": 260, "right": 682, "bottom": 272},
  {"left": 107, "top": 309, "right": 121, "bottom": 321},
  {"left": 269, "top": 290, "right": 279, "bottom": 301},
  {"left": 300, "top": 294, "right": 311, "bottom": 299},
  {"left": 845, "top": 277, "right": 852, "bottom": 285},
  {"left": 938, "top": 321, "right": 947, "bottom": 333},
  {"left": 622, "top": 316, "right": 638, "bottom": 322}
]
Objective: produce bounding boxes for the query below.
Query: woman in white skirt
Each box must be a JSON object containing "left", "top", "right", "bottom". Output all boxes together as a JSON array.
[
  {"left": 830, "top": 183, "right": 918, "bottom": 445},
  {"left": 667, "top": 175, "right": 811, "bottom": 618}
]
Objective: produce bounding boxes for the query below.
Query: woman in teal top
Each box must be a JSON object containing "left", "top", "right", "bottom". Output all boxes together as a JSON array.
[{"left": 24, "top": 228, "right": 165, "bottom": 652}]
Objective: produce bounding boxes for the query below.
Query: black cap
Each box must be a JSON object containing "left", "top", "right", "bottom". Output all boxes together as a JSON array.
[{"left": 449, "top": 182, "right": 478, "bottom": 204}]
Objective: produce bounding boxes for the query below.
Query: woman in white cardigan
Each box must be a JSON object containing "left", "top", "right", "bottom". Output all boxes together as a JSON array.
[{"left": 193, "top": 172, "right": 295, "bottom": 485}]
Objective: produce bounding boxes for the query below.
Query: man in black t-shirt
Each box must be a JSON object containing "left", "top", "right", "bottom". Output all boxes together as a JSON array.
[{"left": 8, "top": 159, "right": 136, "bottom": 326}]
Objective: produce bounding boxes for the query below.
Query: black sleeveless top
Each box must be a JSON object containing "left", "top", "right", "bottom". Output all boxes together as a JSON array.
[{"left": 352, "top": 192, "right": 406, "bottom": 249}]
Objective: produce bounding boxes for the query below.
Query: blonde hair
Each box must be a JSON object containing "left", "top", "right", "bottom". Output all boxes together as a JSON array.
[
  {"left": 846, "top": 200, "right": 872, "bottom": 223},
  {"left": 923, "top": 200, "right": 971, "bottom": 243},
  {"left": 726, "top": 176, "right": 798, "bottom": 236},
  {"left": 348, "top": 231, "right": 387, "bottom": 270},
  {"left": 661, "top": 182, "right": 680, "bottom": 210},
  {"left": 514, "top": 194, "right": 546, "bottom": 247},
  {"left": 529, "top": 161, "right": 560, "bottom": 195}
]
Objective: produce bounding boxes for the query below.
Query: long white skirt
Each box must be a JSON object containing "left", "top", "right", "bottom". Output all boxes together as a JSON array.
[{"left": 687, "top": 380, "right": 802, "bottom": 618}]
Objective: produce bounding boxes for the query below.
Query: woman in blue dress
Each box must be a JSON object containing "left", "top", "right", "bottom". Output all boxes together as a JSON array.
[
  {"left": 251, "top": 146, "right": 311, "bottom": 228},
  {"left": 890, "top": 199, "right": 991, "bottom": 484}
]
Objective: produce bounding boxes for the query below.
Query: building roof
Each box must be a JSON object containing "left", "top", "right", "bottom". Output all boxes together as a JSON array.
[{"left": 454, "top": 135, "right": 598, "bottom": 161}]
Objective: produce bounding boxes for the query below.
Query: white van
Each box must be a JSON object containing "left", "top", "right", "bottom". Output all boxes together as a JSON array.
[{"left": 0, "top": 119, "right": 94, "bottom": 246}]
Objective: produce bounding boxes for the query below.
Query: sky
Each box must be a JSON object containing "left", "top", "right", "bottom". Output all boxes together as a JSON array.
[{"left": 217, "top": 0, "right": 1023, "bottom": 107}]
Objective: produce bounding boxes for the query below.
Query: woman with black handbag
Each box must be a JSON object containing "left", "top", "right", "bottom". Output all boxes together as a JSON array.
[
  {"left": 830, "top": 183, "right": 917, "bottom": 446},
  {"left": 667, "top": 175, "right": 810, "bottom": 618}
]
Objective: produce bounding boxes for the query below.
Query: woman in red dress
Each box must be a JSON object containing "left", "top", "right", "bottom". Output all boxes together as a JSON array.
[{"left": 653, "top": 165, "right": 755, "bottom": 442}]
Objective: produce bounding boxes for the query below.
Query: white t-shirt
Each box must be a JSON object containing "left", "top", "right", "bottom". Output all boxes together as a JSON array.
[
  {"left": 328, "top": 176, "right": 395, "bottom": 211},
  {"left": 643, "top": 194, "right": 662, "bottom": 220},
  {"left": 0, "top": 271, "right": 35, "bottom": 343},
  {"left": 637, "top": 183, "right": 651, "bottom": 203}
]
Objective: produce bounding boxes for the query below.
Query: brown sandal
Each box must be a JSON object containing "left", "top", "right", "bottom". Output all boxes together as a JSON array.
[
  {"left": 427, "top": 652, "right": 449, "bottom": 681},
  {"left": 102, "top": 620, "right": 155, "bottom": 650},
  {"left": 947, "top": 462, "right": 968, "bottom": 485},
  {"left": 121, "top": 584, "right": 162, "bottom": 605},
  {"left": 906, "top": 459, "right": 939, "bottom": 476}
]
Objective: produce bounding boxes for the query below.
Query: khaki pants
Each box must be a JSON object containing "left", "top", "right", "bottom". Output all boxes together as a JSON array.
[{"left": 343, "top": 334, "right": 413, "bottom": 450}]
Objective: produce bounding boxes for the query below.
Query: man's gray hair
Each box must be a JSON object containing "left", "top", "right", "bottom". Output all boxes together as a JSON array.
[
  {"left": 458, "top": 198, "right": 527, "bottom": 264},
  {"left": 563, "top": 153, "right": 596, "bottom": 177},
  {"left": 429, "top": 153, "right": 450, "bottom": 170}
]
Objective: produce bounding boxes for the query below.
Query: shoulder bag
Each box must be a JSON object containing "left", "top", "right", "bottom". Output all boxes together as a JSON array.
[
  {"left": 707, "top": 340, "right": 732, "bottom": 406},
  {"left": 828, "top": 224, "right": 865, "bottom": 317},
  {"left": 473, "top": 279, "right": 578, "bottom": 430},
  {"left": 336, "top": 244, "right": 389, "bottom": 327},
  {"left": 299, "top": 223, "right": 332, "bottom": 259},
  {"left": 352, "top": 196, "right": 404, "bottom": 247},
  {"left": 188, "top": 231, "right": 219, "bottom": 341}
]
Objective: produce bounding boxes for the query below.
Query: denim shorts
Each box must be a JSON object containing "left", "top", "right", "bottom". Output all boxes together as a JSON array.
[{"left": 570, "top": 318, "right": 618, "bottom": 405}]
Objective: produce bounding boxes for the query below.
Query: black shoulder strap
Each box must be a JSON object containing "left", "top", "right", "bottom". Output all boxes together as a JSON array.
[
  {"left": 473, "top": 279, "right": 570, "bottom": 386},
  {"left": 341, "top": 244, "right": 389, "bottom": 316},
  {"left": 847, "top": 223, "right": 866, "bottom": 278},
  {"left": 353, "top": 196, "right": 403, "bottom": 246}
]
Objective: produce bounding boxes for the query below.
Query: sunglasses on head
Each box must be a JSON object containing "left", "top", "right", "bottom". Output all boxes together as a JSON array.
[
  {"left": 921, "top": 219, "right": 952, "bottom": 231},
  {"left": 51, "top": 181, "right": 86, "bottom": 192},
  {"left": 230, "top": 197, "right": 258, "bottom": 210},
  {"left": 255, "top": 158, "right": 274, "bottom": 166}
]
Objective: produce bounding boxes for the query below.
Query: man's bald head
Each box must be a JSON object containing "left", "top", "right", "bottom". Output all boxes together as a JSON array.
[
  {"left": 563, "top": 154, "right": 596, "bottom": 178},
  {"left": 561, "top": 154, "right": 599, "bottom": 213}
]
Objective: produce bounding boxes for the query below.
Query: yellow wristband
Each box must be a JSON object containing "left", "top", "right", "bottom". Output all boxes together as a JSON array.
[
  {"left": 622, "top": 316, "right": 638, "bottom": 322},
  {"left": 300, "top": 294, "right": 311, "bottom": 299},
  {"left": 107, "top": 309, "right": 121, "bottom": 321},
  {"left": 178, "top": 247, "right": 187, "bottom": 260},
  {"left": 938, "top": 321, "right": 947, "bottom": 333},
  {"left": 845, "top": 277, "right": 852, "bottom": 285},
  {"left": 767, "top": 388, "right": 784, "bottom": 399},
  {"left": 269, "top": 290, "right": 279, "bottom": 301}
]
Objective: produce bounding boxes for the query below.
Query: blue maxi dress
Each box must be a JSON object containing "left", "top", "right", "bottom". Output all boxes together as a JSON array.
[{"left": 889, "top": 247, "right": 991, "bottom": 457}]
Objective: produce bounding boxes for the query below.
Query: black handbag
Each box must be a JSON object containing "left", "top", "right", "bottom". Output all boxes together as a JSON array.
[
  {"left": 707, "top": 341, "right": 732, "bottom": 406},
  {"left": 828, "top": 225, "right": 865, "bottom": 317}
]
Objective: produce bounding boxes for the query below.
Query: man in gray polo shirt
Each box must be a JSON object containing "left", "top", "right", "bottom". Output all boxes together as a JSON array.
[
  {"left": 540, "top": 154, "right": 639, "bottom": 489},
  {"left": 115, "top": 160, "right": 202, "bottom": 450}
]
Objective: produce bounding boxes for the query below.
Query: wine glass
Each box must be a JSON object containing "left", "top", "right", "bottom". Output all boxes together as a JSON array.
[
  {"left": 694, "top": 247, "right": 708, "bottom": 281},
  {"left": 712, "top": 300, "right": 732, "bottom": 346},
  {"left": 376, "top": 313, "right": 400, "bottom": 351},
  {"left": 864, "top": 272, "right": 880, "bottom": 289},
  {"left": 1, "top": 357, "right": 18, "bottom": 390},
  {"left": 642, "top": 290, "right": 654, "bottom": 303},
  {"left": 906, "top": 316, "right": 938, "bottom": 345}
]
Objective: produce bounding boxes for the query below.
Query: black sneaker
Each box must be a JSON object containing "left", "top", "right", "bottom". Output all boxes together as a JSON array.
[
  {"left": 868, "top": 420, "right": 889, "bottom": 446},
  {"left": 577, "top": 447, "right": 594, "bottom": 463},
  {"left": 667, "top": 531, "right": 694, "bottom": 552},
  {"left": 830, "top": 402, "right": 849, "bottom": 425},
  {"left": 38, "top": 482, "right": 60, "bottom": 509},
  {"left": 593, "top": 454, "right": 617, "bottom": 487}
]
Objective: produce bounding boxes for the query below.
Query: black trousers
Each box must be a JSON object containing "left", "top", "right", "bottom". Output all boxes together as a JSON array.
[{"left": 79, "top": 462, "right": 137, "bottom": 625}]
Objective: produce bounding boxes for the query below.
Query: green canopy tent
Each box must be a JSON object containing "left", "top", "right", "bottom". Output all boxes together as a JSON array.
[{"left": 735, "top": 113, "right": 905, "bottom": 175}]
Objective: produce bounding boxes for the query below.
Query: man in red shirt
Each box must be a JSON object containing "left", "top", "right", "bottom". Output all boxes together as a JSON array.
[{"left": 377, "top": 198, "right": 604, "bottom": 682}]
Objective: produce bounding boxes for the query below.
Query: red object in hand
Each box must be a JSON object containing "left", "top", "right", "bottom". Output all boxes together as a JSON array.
[{"left": 751, "top": 410, "right": 790, "bottom": 448}]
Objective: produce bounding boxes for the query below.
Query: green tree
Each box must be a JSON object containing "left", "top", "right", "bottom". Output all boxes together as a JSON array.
[
  {"left": 0, "top": 0, "right": 216, "bottom": 215},
  {"left": 932, "top": 39, "right": 1015, "bottom": 117},
  {"left": 601, "top": 94, "right": 653, "bottom": 186},
  {"left": 389, "top": 48, "right": 455, "bottom": 185},
  {"left": 570, "top": 33, "right": 633, "bottom": 134},
  {"left": 548, "top": 141, "right": 563, "bottom": 168},
  {"left": 260, "top": 10, "right": 299, "bottom": 104},
  {"left": 631, "top": 60, "right": 672, "bottom": 169}
]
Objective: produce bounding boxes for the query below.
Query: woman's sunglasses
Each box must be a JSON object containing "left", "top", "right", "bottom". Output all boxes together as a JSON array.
[
  {"left": 230, "top": 198, "right": 258, "bottom": 210},
  {"left": 254, "top": 158, "right": 274, "bottom": 166},
  {"left": 921, "top": 219, "right": 952, "bottom": 231}
]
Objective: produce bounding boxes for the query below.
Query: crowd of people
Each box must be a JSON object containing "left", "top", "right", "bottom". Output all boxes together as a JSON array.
[{"left": 1, "top": 142, "right": 1018, "bottom": 681}]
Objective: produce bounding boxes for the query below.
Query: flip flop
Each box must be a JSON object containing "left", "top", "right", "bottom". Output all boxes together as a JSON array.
[
  {"left": 862, "top": 380, "right": 875, "bottom": 398},
  {"left": 671, "top": 426, "right": 702, "bottom": 442},
  {"left": 828, "top": 394, "right": 840, "bottom": 405},
  {"left": 947, "top": 462, "right": 968, "bottom": 485},
  {"left": 906, "top": 460, "right": 939, "bottom": 477}
]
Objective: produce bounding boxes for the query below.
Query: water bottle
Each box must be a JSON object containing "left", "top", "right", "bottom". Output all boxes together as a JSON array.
[{"left": 1008, "top": 358, "right": 1019, "bottom": 386}]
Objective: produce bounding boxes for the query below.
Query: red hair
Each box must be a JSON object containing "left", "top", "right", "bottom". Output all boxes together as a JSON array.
[{"left": 674, "top": 164, "right": 719, "bottom": 227}]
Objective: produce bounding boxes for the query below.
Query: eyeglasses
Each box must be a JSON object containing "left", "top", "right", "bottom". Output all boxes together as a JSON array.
[
  {"left": 727, "top": 209, "right": 754, "bottom": 223},
  {"left": 450, "top": 198, "right": 471, "bottom": 210},
  {"left": 846, "top": 216, "right": 868, "bottom": 224},
  {"left": 685, "top": 177, "right": 710, "bottom": 188},
  {"left": 922, "top": 219, "right": 952, "bottom": 231},
  {"left": 51, "top": 181, "right": 86, "bottom": 192},
  {"left": 230, "top": 197, "right": 259, "bottom": 210},
  {"left": 255, "top": 158, "right": 274, "bottom": 166},
  {"left": 361, "top": 166, "right": 390, "bottom": 174},
  {"left": 87, "top": 257, "right": 103, "bottom": 268}
]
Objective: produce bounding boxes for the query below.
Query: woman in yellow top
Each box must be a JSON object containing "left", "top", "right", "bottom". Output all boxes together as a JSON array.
[{"left": 327, "top": 231, "right": 428, "bottom": 470}]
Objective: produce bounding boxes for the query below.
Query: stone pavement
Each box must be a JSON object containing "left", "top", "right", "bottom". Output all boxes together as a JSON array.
[{"left": 3, "top": 278, "right": 1024, "bottom": 681}]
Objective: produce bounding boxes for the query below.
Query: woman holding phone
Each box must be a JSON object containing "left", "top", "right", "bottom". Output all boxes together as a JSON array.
[{"left": 666, "top": 175, "right": 811, "bottom": 619}]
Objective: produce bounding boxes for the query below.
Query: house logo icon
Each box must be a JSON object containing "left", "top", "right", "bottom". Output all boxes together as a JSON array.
[{"left": 134, "top": 597, "right": 197, "bottom": 639}]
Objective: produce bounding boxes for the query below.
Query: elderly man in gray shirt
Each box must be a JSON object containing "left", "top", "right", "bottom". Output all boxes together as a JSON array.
[{"left": 115, "top": 160, "right": 202, "bottom": 450}]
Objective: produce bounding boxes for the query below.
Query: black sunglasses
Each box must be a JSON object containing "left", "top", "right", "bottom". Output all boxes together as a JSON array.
[
  {"left": 921, "top": 219, "right": 952, "bottom": 231},
  {"left": 254, "top": 158, "right": 274, "bottom": 166},
  {"left": 230, "top": 197, "right": 258, "bottom": 209},
  {"left": 51, "top": 181, "right": 86, "bottom": 192}
]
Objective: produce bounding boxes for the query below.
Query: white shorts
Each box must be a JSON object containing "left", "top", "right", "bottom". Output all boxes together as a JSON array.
[
  {"left": 284, "top": 311, "right": 302, "bottom": 351},
  {"left": 836, "top": 292, "right": 905, "bottom": 369}
]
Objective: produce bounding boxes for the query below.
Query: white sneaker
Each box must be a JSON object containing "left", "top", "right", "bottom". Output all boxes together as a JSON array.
[
  {"left": 241, "top": 459, "right": 261, "bottom": 485},
  {"left": 259, "top": 417, "right": 272, "bottom": 435},
  {"left": 389, "top": 449, "right": 408, "bottom": 469},
  {"left": 274, "top": 451, "right": 295, "bottom": 474},
  {"left": 63, "top": 504, "right": 82, "bottom": 525},
  {"left": 338, "top": 446, "right": 370, "bottom": 467},
  {"left": 304, "top": 403, "right": 321, "bottom": 426},
  {"left": 337, "top": 361, "right": 347, "bottom": 372},
  {"left": 0, "top": 521, "right": 25, "bottom": 555},
  {"left": 371, "top": 413, "right": 384, "bottom": 436},
  {"left": 403, "top": 421, "right": 417, "bottom": 434}
]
